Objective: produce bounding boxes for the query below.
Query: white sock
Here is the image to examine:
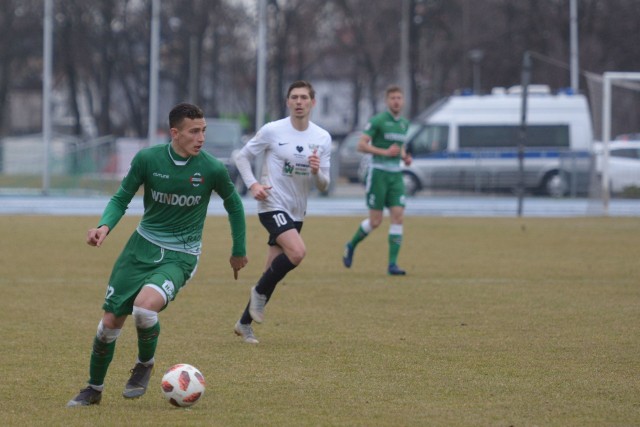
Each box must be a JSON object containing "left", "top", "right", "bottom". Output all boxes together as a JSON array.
[{"left": 361, "top": 218, "right": 373, "bottom": 234}]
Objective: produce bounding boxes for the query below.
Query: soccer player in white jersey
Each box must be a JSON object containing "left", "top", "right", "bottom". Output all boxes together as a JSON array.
[{"left": 233, "top": 80, "right": 332, "bottom": 344}]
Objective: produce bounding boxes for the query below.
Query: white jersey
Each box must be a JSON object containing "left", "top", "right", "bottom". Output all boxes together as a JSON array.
[{"left": 238, "top": 117, "right": 332, "bottom": 221}]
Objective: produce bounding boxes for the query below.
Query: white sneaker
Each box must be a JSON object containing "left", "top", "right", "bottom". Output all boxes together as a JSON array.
[
  {"left": 249, "top": 286, "right": 267, "bottom": 323},
  {"left": 234, "top": 320, "right": 259, "bottom": 344}
]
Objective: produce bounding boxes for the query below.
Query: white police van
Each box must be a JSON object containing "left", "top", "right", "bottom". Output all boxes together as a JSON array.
[{"left": 403, "top": 85, "right": 594, "bottom": 197}]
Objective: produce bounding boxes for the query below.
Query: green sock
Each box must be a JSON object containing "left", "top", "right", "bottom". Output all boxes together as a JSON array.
[
  {"left": 137, "top": 322, "right": 160, "bottom": 364},
  {"left": 350, "top": 226, "right": 369, "bottom": 248},
  {"left": 388, "top": 233, "right": 403, "bottom": 265},
  {"left": 89, "top": 337, "right": 116, "bottom": 386}
]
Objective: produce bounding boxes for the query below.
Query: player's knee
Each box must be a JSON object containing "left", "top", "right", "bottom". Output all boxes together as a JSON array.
[
  {"left": 390, "top": 214, "right": 404, "bottom": 224},
  {"left": 132, "top": 305, "right": 159, "bottom": 329},
  {"left": 370, "top": 218, "right": 383, "bottom": 229},
  {"left": 287, "top": 248, "right": 305, "bottom": 265},
  {"left": 96, "top": 319, "right": 121, "bottom": 343}
]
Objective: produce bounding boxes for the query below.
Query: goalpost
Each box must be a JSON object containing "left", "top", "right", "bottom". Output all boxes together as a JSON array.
[
  {"left": 600, "top": 72, "right": 640, "bottom": 215},
  {"left": 586, "top": 71, "right": 640, "bottom": 215}
]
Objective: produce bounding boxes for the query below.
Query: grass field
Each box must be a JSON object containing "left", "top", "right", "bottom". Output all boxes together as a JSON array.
[{"left": 1, "top": 215, "right": 639, "bottom": 426}]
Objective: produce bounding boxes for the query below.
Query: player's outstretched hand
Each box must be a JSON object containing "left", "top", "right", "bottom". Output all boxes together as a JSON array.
[
  {"left": 87, "top": 225, "right": 110, "bottom": 247},
  {"left": 230, "top": 255, "right": 248, "bottom": 280}
]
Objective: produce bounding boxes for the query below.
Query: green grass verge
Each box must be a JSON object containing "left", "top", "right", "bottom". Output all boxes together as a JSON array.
[{"left": 0, "top": 215, "right": 639, "bottom": 426}]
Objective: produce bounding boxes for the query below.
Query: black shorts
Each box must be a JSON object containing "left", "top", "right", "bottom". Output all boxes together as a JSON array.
[{"left": 259, "top": 211, "right": 303, "bottom": 246}]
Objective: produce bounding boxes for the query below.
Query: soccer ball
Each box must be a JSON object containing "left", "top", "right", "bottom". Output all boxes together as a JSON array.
[{"left": 161, "top": 364, "right": 206, "bottom": 407}]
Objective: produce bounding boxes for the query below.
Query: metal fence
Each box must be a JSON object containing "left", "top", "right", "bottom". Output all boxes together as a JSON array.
[{"left": 2, "top": 134, "right": 640, "bottom": 208}]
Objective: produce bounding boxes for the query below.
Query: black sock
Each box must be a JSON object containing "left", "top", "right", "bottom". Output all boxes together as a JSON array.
[
  {"left": 255, "top": 253, "right": 297, "bottom": 298},
  {"left": 240, "top": 302, "right": 253, "bottom": 324},
  {"left": 240, "top": 254, "right": 297, "bottom": 324}
]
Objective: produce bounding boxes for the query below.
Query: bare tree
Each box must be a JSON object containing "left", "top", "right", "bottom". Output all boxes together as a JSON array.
[
  {"left": 1, "top": 0, "right": 639, "bottom": 139},
  {"left": 328, "top": 0, "right": 405, "bottom": 129},
  {"left": 0, "top": 0, "right": 42, "bottom": 135},
  {"left": 159, "top": 0, "right": 255, "bottom": 124},
  {"left": 0, "top": 1, "right": 19, "bottom": 135}
]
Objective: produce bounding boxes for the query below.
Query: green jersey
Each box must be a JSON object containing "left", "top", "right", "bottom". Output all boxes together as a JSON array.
[
  {"left": 98, "top": 143, "right": 246, "bottom": 256},
  {"left": 364, "top": 110, "right": 409, "bottom": 172}
]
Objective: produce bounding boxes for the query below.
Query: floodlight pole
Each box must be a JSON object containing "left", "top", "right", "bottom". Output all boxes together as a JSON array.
[
  {"left": 569, "top": 0, "right": 579, "bottom": 92},
  {"left": 400, "top": 0, "right": 411, "bottom": 115},
  {"left": 601, "top": 74, "right": 612, "bottom": 216},
  {"left": 148, "top": 0, "right": 160, "bottom": 146},
  {"left": 188, "top": 35, "right": 199, "bottom": 104},
  {"left": 256, "top": 0, "right": 266, "bottom": 132},
  {"left": 253, "top": 0, "right": 267, "bottom": 181},
  {"left": 42, "top": 0, "right": 53, "bottom": 195}
]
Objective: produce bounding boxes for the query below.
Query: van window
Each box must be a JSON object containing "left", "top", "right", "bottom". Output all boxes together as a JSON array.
[
  {"left": 459, "top": 125, "right": 569, "bottom": 148},
  {"left": 410, "top": 125, "right": 449, "bottom": 154},
  {"left": 611, "top": 148, "right": 640, "bottom": 159}
]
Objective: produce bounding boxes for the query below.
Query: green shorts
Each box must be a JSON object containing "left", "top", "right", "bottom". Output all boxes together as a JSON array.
[
  {"left": 364, "top": 168, "right": 406, "bottom": 210},
  {"left": 102, "top": 232, "right": 198, "bottom": 317}
]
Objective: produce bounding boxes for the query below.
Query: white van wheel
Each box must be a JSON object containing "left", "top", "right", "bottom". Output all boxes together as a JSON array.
[
  {"left": 543, "top": 171, "right": 569, "bottom": 198},
  {"left": 402, "top": 172, "right": 420, "bottom": 196}
]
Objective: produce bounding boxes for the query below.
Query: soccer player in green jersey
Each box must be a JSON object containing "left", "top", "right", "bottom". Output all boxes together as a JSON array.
[
  {"left": 67, "top": 103, "right": 248, "bottom": 407},
  {"left": 342, "top": 85, "right": 413, "bottom": 275}
]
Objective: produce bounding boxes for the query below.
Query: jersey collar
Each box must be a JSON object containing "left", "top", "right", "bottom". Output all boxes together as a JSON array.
[
  {"left": 167, "top": 144, "right": 191, "bottom": 166},
  {"left": 385, "top": 110, "right": 402, "bottom": 122}
]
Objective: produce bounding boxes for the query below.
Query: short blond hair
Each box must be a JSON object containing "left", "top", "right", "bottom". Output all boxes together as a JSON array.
[{"left": 385, "top": 85, "right": 403, "bottom": 97}]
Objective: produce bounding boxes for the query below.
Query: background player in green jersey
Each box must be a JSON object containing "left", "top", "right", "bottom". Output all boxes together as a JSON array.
[
  {"left": 342, "top": 85, "right": 413, "bottom": 275},
  {"left": 67, "top": 103, "right": 248, "bottom": 407}
]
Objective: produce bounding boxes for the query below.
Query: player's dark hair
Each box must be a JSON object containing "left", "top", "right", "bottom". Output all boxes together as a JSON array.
[
  {"left": 287, "top": 80, "right": 315, "bottom": 99},
  {"left": 169, "top": 103, "right": 204, "bottom": 129}
]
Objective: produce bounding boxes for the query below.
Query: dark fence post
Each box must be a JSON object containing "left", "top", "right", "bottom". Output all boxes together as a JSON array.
[{"left": 518, "top": 51, "right": 532, "bottom": 216}]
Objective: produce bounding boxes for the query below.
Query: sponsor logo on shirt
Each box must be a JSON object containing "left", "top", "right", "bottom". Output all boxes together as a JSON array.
[
  {"left": 280, "top": 144, "right": 316, "bottom": 177},
  {"left": 383, "top": 132, "right": 406, "bottom": 143},
  {"left": 153, "top": 172, "right": 170, "bottom": 179},
  {"left": 151, "top": 189, "right": 202, "bottom": 206},
  {"left": 283, "top": 160, "right": 295, "bottom": 176}
]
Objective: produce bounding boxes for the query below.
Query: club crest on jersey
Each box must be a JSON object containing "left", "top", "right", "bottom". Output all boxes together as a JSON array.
[{"left": 190, "top": 172, "right": 204, "bottom": 187}]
